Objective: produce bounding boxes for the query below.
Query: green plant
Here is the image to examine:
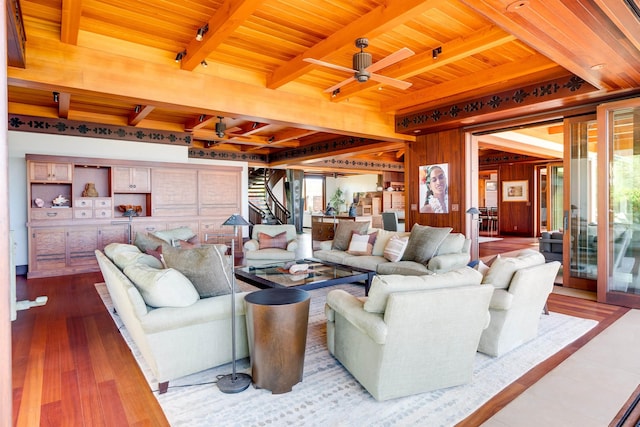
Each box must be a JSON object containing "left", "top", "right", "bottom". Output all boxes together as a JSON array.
[{"left": 329, "top": 187, "right": 345, "bottom": 210}]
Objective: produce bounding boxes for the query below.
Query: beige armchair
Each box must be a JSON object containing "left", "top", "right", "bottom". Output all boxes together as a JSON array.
[
  {"left": 478, "top": 259, "right": 561, "bottom": 357},
  {"left": 325, "top": 270, "right": 493, "bottom": 401},
  {"left": 243, "top": 224, "right": 299, "bottom": 266}
]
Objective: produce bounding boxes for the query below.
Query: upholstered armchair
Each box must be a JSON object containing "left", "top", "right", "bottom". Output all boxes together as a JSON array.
[
  {"left": 243, "top": 224, "right": 299, "bottom": 265},
  {"left": 325, "top": 269, "right": 493, "bottom": 401},
  {"left": 478, "top": 255, "right": 560, "bottom": 357}
]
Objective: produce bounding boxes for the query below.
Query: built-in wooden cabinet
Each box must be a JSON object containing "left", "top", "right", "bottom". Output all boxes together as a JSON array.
[
  {"left": 113, "top": 166, "right": 151, "bottom": 193},
  {"left": 26, "top": 154, "right": 242, "bottom": 278},
  {"left": 29, "top": 162, "right": 73, "bottom": 183},
  {"left": 383, "top": 191, "right": 405, "bottom": 211}
]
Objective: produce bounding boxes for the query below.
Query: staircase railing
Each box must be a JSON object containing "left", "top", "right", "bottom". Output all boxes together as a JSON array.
[
  {"left": 248, "top": 201, "right": 264, "bottom": 225},
  {"left": 266, "top": 183, "right": 290, "bottom": 224}
]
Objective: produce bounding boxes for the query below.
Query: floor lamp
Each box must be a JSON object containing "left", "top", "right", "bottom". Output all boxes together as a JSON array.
[
  {"left": 217, "top": 213, "right": 252, "bottom": 393},
  {"left": 466, "top": 207, "right": 480, "bottom": 262}
]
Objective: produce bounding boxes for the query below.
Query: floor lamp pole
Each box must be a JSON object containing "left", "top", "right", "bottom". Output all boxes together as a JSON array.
[
  {"left": 466, "top": 207, "right": 480, "bottom": 262},
  {"left": 217, "top": 215, "right": 252, "bottom": 393}
]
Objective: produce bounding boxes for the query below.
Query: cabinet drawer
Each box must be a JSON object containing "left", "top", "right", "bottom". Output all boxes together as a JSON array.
[
  {"left": 93, "top": 198, "right": 112, "bottom": 208},
  {"left": 74, "top": 209, "right": 93, "bottom": 219},
  {"left": 75, "top": 198, "right": 93, "bottom": 208},
  {"left": 94, "top": 209, "right": 112, "bottom": 219},
  {"left": 31, "top": 208, "right": 73, "bottom": 220}
]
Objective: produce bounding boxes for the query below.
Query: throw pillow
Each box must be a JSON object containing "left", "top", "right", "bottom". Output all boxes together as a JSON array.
[
  {"left": 152, "top": 226, "right": 197, "bottom": 245},
  {"left": 332, "top": 220, "right": 369, "bottom": 251},
  {"left": 434, "top": 233, "right": 465, "bottom": 255},
  {"left": 347, "top": 231, "right": 377, "bottom": 256},
  {"left": 475, "top": 259, "right": 490, "bottom": 277},
  {"left": 481, "top": 250, "right": 545, "bottom": 289},
  {"left": 383, "top": 235, "right": 409, "bottom": 262},
  {"left": 258, "top": 231, "right": 288, "bottom": 249},
  {"left": 371, "top": 229, "right": 410, "bottom": 256},
  {"left": 162, "top": 244, "right": 233, "bottom": 298},
  {"left": 402, "top": 224, "right": 452, "bottom": 264},
  {"left": 123, "top": 263, "right": 199, "bottom": 308},
  {"left": 133, "top": 232, "right": 164, "bottom": 253},
  {"left": 104, "top": 242, "right": 140, "bottom": 260},
  {"left": 112, "top": 251, "right": 164, "bottom": 270}
]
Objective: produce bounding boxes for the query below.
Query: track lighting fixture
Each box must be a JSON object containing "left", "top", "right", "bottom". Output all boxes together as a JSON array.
[
  {"left": 199, "top": 114, "right": 206, "bottom": 122},
  {"left": 331, "top": 88, "right": 340, "bottom": 97},
  {"left": 196, "top": 24, "right": 209, "bottom": 41},
  {"left": 200, "top": 60, "right": 208, "bottom": 67},
  {"left": 432, "top": 46, "right": 442, "bottom": 60},
  {"left": 215, "top": 116, "right": 226, "bottom": 138},
  {"left": 134, "top": 105, "right": 141, "bottom": 113},
  {"left": 53, "top": 92, "right": 59, "bottom": 103},
  {"left": 175, "top": 50, "right": 187, "bottom": 62}
]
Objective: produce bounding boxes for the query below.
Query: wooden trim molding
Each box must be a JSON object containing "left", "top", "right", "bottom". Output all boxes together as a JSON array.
[
  {"left": 8, "top": 115, "right": 192, "bottom": 145},
  {"left": 188, "top": 148, "right": 268, "bottom": 164},
  {"left": 395, "top": 76, "right": 595, "bottom": 134},
  {"left": 310, "top": 158, "right": 403, "bottom": 172}
]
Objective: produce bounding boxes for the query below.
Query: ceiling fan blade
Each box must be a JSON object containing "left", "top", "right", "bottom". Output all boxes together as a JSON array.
[
  {"left": 369, "top": 73, "right": 412, "bottom": 90},
  {"left": 323, "top": 76, "right": 356, "bottom": 93},
  {"left": 303, "top": 58, "right": 356, "bottom": 74},
  {"left": 367, "top": 47, "right": 415, "bottom": 73}
]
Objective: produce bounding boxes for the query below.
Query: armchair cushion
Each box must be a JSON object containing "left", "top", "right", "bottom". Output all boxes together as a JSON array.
[
  {"left": 364, "top": 266, "right": 482, "bottom": 314},
  {"left": 481, "top": 249, "right": 544, "bottom": 289},
  {"left": 258, "top": 231, "right": 288, "bottom": 249},
  {"left": 162, "top": 244, "right": 232, "bottom": 298},
  {"left": 402, "top": 224, "right": 452, "bottom": 264},
  {"left": 326, "top": 289, "right": 387, "bottom": 344}
]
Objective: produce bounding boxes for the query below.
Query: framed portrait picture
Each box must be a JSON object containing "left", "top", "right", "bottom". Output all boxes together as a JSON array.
[
  {"left": 419, "top": 163, "right": 449, "bottom": 213},
  {"left": 502, "top": 180, "right": 528, "bottom": 202}
]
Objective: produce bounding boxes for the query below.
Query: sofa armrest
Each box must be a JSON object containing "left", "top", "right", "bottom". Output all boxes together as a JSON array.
[
  {"left": 488, "top": 288, "right": 514, "bottom": 311},
  {"left": 287, "top": 239, "right": 299, "bottom": 252},
  {"left": 318, "top": 240, "right": 333, "bottom": 251},
  {"left": 326, "top": 289, "right": 387, "bottom": 344},
  {"left": 428, "top": 253, "right": 471, "bottom": 274},
  {"left": 244, "top": 239, "right": 259, "bottom": 251}
]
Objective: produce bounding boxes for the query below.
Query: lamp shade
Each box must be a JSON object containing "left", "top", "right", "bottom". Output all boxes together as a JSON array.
[
  {"left": 223, "top": 214, "right": 250, "bottom": 227},
  {"left": 466, "top": 207, "right": 480, "bottom": 215}
]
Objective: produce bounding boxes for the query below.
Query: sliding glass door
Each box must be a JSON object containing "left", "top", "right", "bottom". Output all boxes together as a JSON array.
[
  {"left": 597, "top": 99, "right": 640, "bottom": 308},
  {"left": 563, "top": 115, "right": 598, "bottom": 290}
]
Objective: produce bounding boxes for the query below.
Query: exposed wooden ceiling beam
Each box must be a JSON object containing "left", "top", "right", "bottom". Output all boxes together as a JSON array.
[
  {"left": 267, "top": 0, "right": 439, "bottom": 89},
  {"left": 478, "top": 134, "right": 562, "bottom": 159},
  {"left": 382, "top": 54, "right": 558, "bottom": 112},
  {"left": 180, "top": 0, "right": 263, "bottom": 71},
  {"left": 57, "top": 92, "right": 71, "bottom": 119},
  {"left": 128, "top": 105, "right": 155, "bottom": 126},
  {"left": 185, "top": 114, "right": 216, "bottom": 131},
  {"left": 60, "top": 0, "right": 82, "bottom": 45},
  {"left": 333, "top": 25, "right": 516, "bottom": 101}
]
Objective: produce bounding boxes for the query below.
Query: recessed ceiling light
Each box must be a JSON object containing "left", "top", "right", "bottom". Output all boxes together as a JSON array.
[{"left": 590, "top": 63, "right": 605, "bottom": 70}]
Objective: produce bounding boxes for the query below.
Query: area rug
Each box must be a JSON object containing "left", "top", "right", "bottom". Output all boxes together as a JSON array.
[{"left": 95, "top": 283, "right": 597, "bottom": 427}]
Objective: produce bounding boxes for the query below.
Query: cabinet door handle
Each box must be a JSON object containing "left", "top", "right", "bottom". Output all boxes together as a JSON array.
[{"left": 46, "top": 212, "right": 58, "bottom": 217}]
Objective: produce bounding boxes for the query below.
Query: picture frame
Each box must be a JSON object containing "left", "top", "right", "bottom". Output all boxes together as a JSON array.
[
  {"left": 419, "top": 163, "right": 449, "bottom": 214},
  {"left": 502, "top": 180, "right": 528, "bottom": 202},
  {"left": 486, "top": 181, "right": 497, "bottom": 192}
]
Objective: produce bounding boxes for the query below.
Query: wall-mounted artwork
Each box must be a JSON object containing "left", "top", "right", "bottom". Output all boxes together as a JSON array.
[
  {"left": 486, "top": 181, "right": 497, "bottom": 191},
  {"left": 419, "top": 163, "right": 449, "bottom": 213},
  {"left": 503, "top": 180, "right": 528, "bottom": 202}
]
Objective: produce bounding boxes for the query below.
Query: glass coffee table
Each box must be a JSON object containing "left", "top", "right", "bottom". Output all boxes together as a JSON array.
[{"left": 235, "top": 258, "right": 375, "bottom": 295}]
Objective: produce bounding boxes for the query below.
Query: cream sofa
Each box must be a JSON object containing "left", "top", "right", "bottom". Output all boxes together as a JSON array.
[
  {"left": 325, "top": 267, "right": 493, "bottom": 401},
  {"left": 95, "top": 244, "right": 250, "bottom": 393},
  {"left": 314, "top": 225, "right": 471, "bottom": 275},
  {"left": 477, "top": 250, "right": 560, "bottom": 357}
]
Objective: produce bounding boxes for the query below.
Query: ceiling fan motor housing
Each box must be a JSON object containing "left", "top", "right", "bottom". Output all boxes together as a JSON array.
[{"left": 353, "top": 51, "right": 372, "bottom": 82}]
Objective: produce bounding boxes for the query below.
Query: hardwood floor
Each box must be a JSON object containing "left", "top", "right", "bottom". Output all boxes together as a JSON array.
[{"left": 11, "top": 237, "right": 629, "bottom": 426}]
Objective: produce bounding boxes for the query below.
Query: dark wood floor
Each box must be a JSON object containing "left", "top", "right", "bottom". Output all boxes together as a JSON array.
[{"left": 11, "top": 237, "right": 629, "bottom": 426}]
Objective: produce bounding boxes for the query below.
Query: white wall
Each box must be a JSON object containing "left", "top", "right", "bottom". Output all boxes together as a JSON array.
[{"left": 9, "top": 131, "right": 248, "bottom": 267}]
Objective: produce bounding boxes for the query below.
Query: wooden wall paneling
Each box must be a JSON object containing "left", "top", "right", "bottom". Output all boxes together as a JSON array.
[
  {"left": 406, "top": 128, "right": 466, "bottom": 233},
  {"left": 497, "top": 163, "right": 535, "bottom": 236}
]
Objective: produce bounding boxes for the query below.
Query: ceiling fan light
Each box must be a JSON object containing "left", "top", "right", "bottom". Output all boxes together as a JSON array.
[{"left": 353, "top": 51, "right": 372, "bottom": 71}]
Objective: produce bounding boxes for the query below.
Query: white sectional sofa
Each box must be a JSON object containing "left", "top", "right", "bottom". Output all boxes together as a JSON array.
[{"left": 95, "top": 243, "right": 250, "bottom": 393}]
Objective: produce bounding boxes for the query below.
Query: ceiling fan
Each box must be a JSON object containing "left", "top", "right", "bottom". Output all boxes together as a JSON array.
[{"left": 304, "top": 38, "right": 414, "bottom": 93}]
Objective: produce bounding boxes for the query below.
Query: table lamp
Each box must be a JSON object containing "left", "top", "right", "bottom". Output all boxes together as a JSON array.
[{"left": 217, "top": 213, "right": 252, "bottom": 393}]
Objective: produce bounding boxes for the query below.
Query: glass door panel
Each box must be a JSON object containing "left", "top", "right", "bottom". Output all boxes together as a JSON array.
[
  {"left": 548, "top": 163, "right": 563, "bottom": 232},
  {"left": 563, "top": 116, "right": 598, "bottom": 290},
  {"left": 598, "top": 100, "right": 640, "bottom": 307}
]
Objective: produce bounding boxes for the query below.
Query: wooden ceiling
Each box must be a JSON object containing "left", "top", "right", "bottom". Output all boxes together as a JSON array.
[{"left": 7, "top": 0, "right": 640, "bottom": 170}]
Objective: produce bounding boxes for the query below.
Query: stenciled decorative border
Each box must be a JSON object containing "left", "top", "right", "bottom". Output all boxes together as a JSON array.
[
  {"left": 396, "top": 76, "right": 594, "bottom": 133},
  {"left": 8, "top": 115, "right": 192, "bottom": 145},
  {"left": 188, "top": 148, "right": 268, "bottom": 164},
  {"left": 312, "top": 158, "right": 403, "bottom": 172},
  {"left": 269, "top": 136, "right": 389, "bottom": 164}
]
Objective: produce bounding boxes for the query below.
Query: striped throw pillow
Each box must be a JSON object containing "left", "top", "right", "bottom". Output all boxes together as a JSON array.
[{"left": 383, "top": 235, "right": 409, "bottom": 262}]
